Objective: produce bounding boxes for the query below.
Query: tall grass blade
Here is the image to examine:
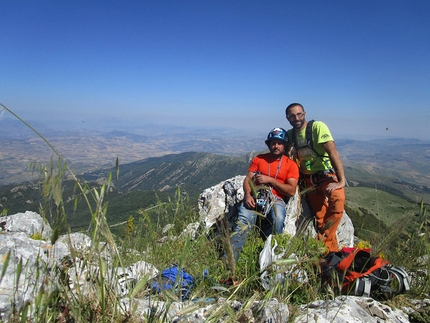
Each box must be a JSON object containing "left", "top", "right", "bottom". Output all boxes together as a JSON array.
[{"left": 0, "top": 251, "right": 10, "bottom": 282}]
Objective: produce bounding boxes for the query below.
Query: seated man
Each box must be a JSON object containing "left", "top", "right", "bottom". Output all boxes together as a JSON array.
[{"left": 230, "top": 127, "right": 299, "bottom": 261}]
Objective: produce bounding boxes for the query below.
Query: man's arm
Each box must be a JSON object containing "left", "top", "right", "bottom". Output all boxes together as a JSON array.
[
  {"left": 323, "top": 140, "right": 346, "bottom": 193},
  {"left": 243, "top": 171, "right": 256, "bottom": 208},
  {"left": 269, "top": 177, "right": 298, "bottom": 197},
  {"left": 253, "top": 173, "right": 298, "bottom": 197}
]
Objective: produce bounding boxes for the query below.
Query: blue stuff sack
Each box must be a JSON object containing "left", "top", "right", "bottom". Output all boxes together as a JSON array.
[{"left": 151, "top": 264, "right": 194, "bottom": 300}]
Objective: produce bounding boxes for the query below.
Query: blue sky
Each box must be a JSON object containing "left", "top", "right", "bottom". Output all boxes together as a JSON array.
[{"left": 1, "top": 1, "right": 429, "bottom": 140}]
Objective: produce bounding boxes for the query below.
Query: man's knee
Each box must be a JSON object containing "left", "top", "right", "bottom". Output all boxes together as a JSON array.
[
  {"left": 237, "top": 203, "right": 257, "bottom": 226},
  {"left": 269, "top": 201, "right": 287, "bottom": 233},
  {"left": 329, "top": 188, "right": 345, "bottom": 212},
  {"left": 328, "top": 199, "right": 344, "bottom": 216}
]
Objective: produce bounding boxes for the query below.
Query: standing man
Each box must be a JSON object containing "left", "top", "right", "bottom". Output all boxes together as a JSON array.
[
  {"left": 285, "top": 103, "right": 346, "bottom": 252},
  {"left": 230, "top": 127, "right": 299, "bottom": 261}
]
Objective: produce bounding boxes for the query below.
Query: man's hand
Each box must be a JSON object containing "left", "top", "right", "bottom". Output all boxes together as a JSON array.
[
  {"left": 325, "top": 181, "right": 345, "bottom": 194},
  {"left": 254, "top": 171, "right": 297, "bottom": 198},
  {"left": 244, "top": 193, "right": 256, "bottom": 208},
  {"left": 253, "top": 173, "right": 272, "bottom": 186}
]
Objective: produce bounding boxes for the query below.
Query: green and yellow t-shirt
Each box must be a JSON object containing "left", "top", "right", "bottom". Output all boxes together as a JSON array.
[{"left": 287, "top": 121, "right": 334, "bottom": 175}]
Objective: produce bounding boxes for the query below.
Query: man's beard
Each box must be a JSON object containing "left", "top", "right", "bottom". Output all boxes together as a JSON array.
[
  {"left": 292, "top": 118, "right": 305, "bottom": 130},
  {"left": 270, "top": 149, "right": 283, "bottom": 158}
]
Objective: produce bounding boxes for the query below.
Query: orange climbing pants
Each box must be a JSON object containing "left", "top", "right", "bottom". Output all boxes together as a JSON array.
[{"left": 305, "top": 174, "right": 345, "bottom": 252}]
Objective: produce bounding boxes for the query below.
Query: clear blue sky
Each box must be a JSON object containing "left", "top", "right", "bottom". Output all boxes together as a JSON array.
[{"left": 1, "top": 1, "right": 429, "bottom": 140}]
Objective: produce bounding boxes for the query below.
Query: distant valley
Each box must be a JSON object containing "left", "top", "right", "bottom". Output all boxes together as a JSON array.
[{"left": 0, "top": 118, "right": 265, "bottom": 185}]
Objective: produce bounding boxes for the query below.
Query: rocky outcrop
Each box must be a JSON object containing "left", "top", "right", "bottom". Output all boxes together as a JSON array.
[
  {"left": 197, "top": 175, "right": 355, "bottom": 249},
  {"left": 295, "top": 296, "right": 409, "bottom": 323},
  {"left": 0, "top": 211, "right": 158, "bottom": 321},
  {"left": 0, "top": 211, "right": 52, "bottom": 240}
]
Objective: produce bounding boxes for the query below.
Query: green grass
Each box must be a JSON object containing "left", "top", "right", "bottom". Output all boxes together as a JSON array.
[{"left": 345, "top": 186, "right": 419, "bottom": 227}]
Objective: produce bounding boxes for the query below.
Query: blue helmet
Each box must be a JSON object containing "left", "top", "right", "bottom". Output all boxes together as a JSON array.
[{"left": 265, "top": 127, "right": 288, "bottom": 146}]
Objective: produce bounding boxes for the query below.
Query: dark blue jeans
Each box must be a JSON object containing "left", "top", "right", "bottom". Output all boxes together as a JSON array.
[{"left": 230, "top": 199, "right": 286, "bottom": 261}]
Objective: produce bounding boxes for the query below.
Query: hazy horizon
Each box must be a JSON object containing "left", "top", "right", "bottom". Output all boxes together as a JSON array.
[{"left": 1, "top": 112, "right": 428, "bottom": 144}]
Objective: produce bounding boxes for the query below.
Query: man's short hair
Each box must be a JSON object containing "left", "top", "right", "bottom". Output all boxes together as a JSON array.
[{"left": 285, "top": 103, "right": 304, "bottom": 115}]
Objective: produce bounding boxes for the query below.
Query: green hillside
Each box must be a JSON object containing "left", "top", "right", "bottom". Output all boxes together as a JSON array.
[
  {"left": 344, "top": 165, "right": 430, "bottom": 204},
  {"left": 344, "top": 186, "right": 421, "bottom": 244},
  {"left": 83, "top": 151, "right": 253, "bottom": 198},
  {"left": 345, "top": 186, "right": 418, "bottom": 226}
]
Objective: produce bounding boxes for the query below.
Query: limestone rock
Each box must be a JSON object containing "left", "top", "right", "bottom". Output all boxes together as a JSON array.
[
  {"left": 0, "top": 211, "right": 52, "bottom": 240},
  {"left": 198, "top": 175, "right": 245, "bottom": 230},
  {"left": 0, "top": 212, "right": 158, "bottom": 321},
  {"left": 0, "top": 232, "right": 55, "bottom": 320},
  {"left": 293, "top": 296, "right": 409, "bottom": 323}
]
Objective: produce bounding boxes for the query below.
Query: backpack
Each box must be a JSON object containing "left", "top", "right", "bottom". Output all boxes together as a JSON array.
[
  {"left": 320, "top": 248, "right": 410, "bottom": 299},
  {"left": 150, "top": 264, "right": 195, "bottom": 301},
  {"left": 290, "top": 120, "right": 327, "bottom": 159}
]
